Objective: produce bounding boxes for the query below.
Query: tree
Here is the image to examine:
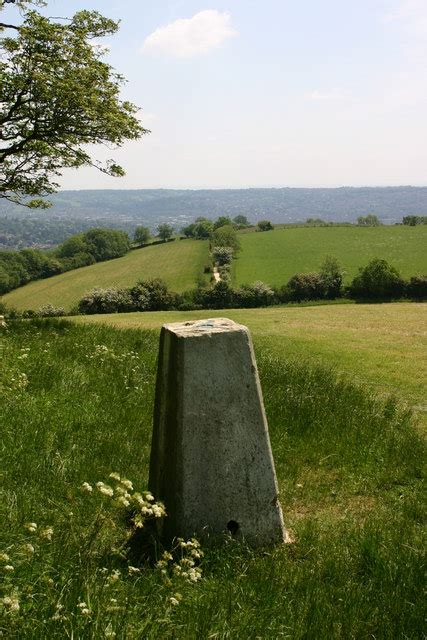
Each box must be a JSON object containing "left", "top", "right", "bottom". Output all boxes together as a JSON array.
[
  {"left": 402, "top": 215, "right": 427, "bottom": 226},
  {"left": 211, "top": 225, "right": 241, "bottom": 252},
  {"left": 83, "top": 228, "right": 130, "bottom": 261},
  {"left": 357, "top": 214, "right": 382, "bottom": 226},
  {"left": 193, "top": 217, "right": 213, "bottom": 239},
  {"left": 257, "top": 220, "right": 273, "bottom": 231},
  {"left": 134, "top": 226, "right": 150, "bottom": 246},
  {"left": 233, "top": 214, "right": 249, "bottom": 227},
  {"left": 157, "top": 223, "right": 174, "bottom": 242},
  {"left": 213, "top": 216, "right": 232, "bottom": 230},
  {"left": 181, "top": 223, "right": 196, "bottom": 238},
  {"left": 349, "top": 258, "right": 405, "bottom": 300},
  {"left": 0, "top": 4, "right": 147, "bottom": 206},
  {"left": 319, "top": 256, "right": 343, "bottom": 299}
]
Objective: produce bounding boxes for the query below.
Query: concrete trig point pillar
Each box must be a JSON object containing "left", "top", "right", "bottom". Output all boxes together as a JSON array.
[{"left": 149, "top": 318, "right": 286, "bottom": 546}]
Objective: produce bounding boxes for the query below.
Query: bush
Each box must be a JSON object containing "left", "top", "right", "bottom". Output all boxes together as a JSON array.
[
  {"left": 357, "top": 214, "right": 382, "bottom": 226},
  {"left": 235, "top": 281, "right": 276, "bottom": 308},
  {"left": 212, "top": 246, "right": 233, "bottom": 266},
  {"left": 402, "top": 216, "right": 427, "bottom": 226},
  {"left": 257, "top": 220, "right": 273, "bottom": 231},
  {"left": 211, "top": 225, "right": 241, "bottom": 253},
  {"left": 36, "top": 304, "right": 66, "bottom": 317},
  {"left": 287, "top": 272, "right": 326, "bottom": 301},
  {"left": 78, "top": 288, "right": 134, "bottom": 314},
  {"left": 194, "top": 281, "right": 235, "bottom": 309},
  {"left": 320, "top": 256, "right": 343, "bottom": 299},
  {"left": 130, "top": 279, "right": 176, "bottom": 311},
  {"left": 407, "top": 275, "right": 427, "bottom": 300},
  {"left": 349, "top": 258, "right": 405, "bottom": 300}
]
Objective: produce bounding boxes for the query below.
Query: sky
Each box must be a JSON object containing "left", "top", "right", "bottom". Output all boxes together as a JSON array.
[{"left": 6, "top": 0, "right": 427, "bottom": 189}]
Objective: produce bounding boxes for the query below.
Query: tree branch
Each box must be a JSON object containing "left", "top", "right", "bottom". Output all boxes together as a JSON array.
[{"left": 0, "top": 22, "right": 20, "bottom": 30}]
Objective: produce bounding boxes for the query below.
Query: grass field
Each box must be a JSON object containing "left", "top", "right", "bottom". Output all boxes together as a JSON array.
[
  {"left": 1, "top": 318, "right": 425, "bottom": 638},
  {"left": 233, "top": 226, "right": 427, "bottom": 286},
  {"left": 2, "top": 239, "right": 209, "bottom": 312},
  {"left": 73, "top": 302, "right": 427, "bottom": 430}
]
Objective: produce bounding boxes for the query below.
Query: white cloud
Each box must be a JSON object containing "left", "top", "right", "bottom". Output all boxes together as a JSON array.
[
  {"left": 141, "top": 10, "right": 237, "bottom": 58},
  {"left": 305, "top": 88, "right": 347, "bottom": 101},
  {"left": 384, "top": 0, "right": 427, "bottom": 31},
  {"left": 384, "top": 0, "right": 427, "bottom": 62}
]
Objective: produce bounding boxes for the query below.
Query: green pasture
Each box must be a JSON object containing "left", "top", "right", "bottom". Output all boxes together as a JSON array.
[
  {"left": 2, "top": 239, "right": 209, "bottom": 311},
  {"left": 233, "top": 226, "right": 427, "bottom": 286},
  {"left": 1, "top": 318, "right": 424, "bottom": 638},
  {"left": 73, "top": 302, "right": 427, "bottom": 430}
]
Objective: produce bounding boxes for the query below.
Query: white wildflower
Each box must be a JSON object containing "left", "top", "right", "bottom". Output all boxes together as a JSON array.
[
  {"left": 96, "top": 482, "right": 114, "bottom": 497},
  {"left": 23, "top": 543, "right": 35, "bottom": 555},
  {"left": 108, "top": 569, "right": 121, "bottom": 583},
  {"left": 2, "top": 595, "right": 20, "bottom": 612},
  {"left": 104, "top": 624, "right": 116, "bottom": 638},
  {"left": 3, "top": 565, "right": 14, "bottom": 572},
  {"left": 169, "top": 597, "right": 180, "bottom": 606},
  {"left": 144, "top": 492, "right": 154, "bottom": 502},
  {"left": 81, "top": 482, "right": 93, "bottom": 493},
  {"left": 187, "top": 567, "right": 202, "bottom": 583},
  {"left": 116, "top": 496, "right": 130, "bottom": 508},
  {"left": 109, "top": 472, "right": 121, "bottom": 482},
  {"left": 24, "top": 522, "right": 37, "bottom": 533},
  {"left": 128, "top": 566, "right": 140, "bottom": 575},
  {"left": 133, "top": 514, "right": 145, "bottom": 528},
  {"left": 120, "top": 478, "right": 133, "bottom": 491},
  {"left": 40, "top": 527, "right": 54, "bottom": 541},
  {"left": 152, "top": 503, "right": 165, "bottom": 518},
  {"left": 78, "top": 602, "right": 91, "bottom": 616},
  {"left": 0, "top": 553, "right": 10, "bottom": 562}
]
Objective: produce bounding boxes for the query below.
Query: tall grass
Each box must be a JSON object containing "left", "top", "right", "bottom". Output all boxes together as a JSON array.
[{"left": 1, "top": 320, "right": 425, "bottom": 638}]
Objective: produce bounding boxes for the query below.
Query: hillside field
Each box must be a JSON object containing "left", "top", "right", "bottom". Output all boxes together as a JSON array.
[
  {"left": 2, "top": 239, "right": 208, "bottom": 311},
  {"left": 1, "top": 313, "right": 424, "bottom": 637},
  {"left": 233, "top": 226, "right": 427, "bottom": 286},
  {"left": 74, "top": 303, "right": 427, "bottom": 430}
]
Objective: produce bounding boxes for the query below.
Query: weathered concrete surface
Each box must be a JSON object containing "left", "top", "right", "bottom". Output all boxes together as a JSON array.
[{"left": 149, "top": 318, "right": 286, "bottom": 546}]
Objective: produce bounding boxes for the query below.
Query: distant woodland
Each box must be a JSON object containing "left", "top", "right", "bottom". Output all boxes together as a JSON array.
[{"left": 1, "top": 186, "right": 427, "bottom": 249}]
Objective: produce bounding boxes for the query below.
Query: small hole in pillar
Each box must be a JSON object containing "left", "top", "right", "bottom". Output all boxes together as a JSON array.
[{"left": 227, "top": 520, "right": 239, "bottom": 535}]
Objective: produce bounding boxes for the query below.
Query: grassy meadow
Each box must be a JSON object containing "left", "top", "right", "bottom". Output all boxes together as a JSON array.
[
  {"left": 233, "top": 226, "right": 427, "bottom": 286},
  {"left": 1, "top": 318, "right": 425, "bottom": 638},
  {"left": 2, "top": 239, "right": 209, "bottom": 312},
  {"left": 74, "top": 303, "right": 427, "bottom": 430}
]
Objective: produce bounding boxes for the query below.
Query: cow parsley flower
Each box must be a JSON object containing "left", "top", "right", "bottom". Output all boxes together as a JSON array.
[
  {"left": 2, "top": 595, "right": 20, "bottom": 613},
  {"left": 96, "top": 482, "right": 114, "bottom": 497},
  {"left": 40, "top": 527, "right": 53, "bottom": 541}
]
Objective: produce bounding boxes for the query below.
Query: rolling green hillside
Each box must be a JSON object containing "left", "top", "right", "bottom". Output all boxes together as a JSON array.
[
  {"left": 233, "top": 226, "right": 427, "bottom": 286},
  {"left": 2, "top": 239, "right": 208, "bottom": 311},
  {"left": 73, "top": 302, "right": 427, "bottom": 430}
]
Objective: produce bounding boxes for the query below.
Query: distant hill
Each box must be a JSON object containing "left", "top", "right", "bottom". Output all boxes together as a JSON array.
[
  {"left": 3, "top": 225, "right": 426, "bottom": 312},
  {"left": 2, "top": 239, "right": 209, "bottom": 311},
  {"left": 1, "top": 186, "right": 427, "bottom": 230}
]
